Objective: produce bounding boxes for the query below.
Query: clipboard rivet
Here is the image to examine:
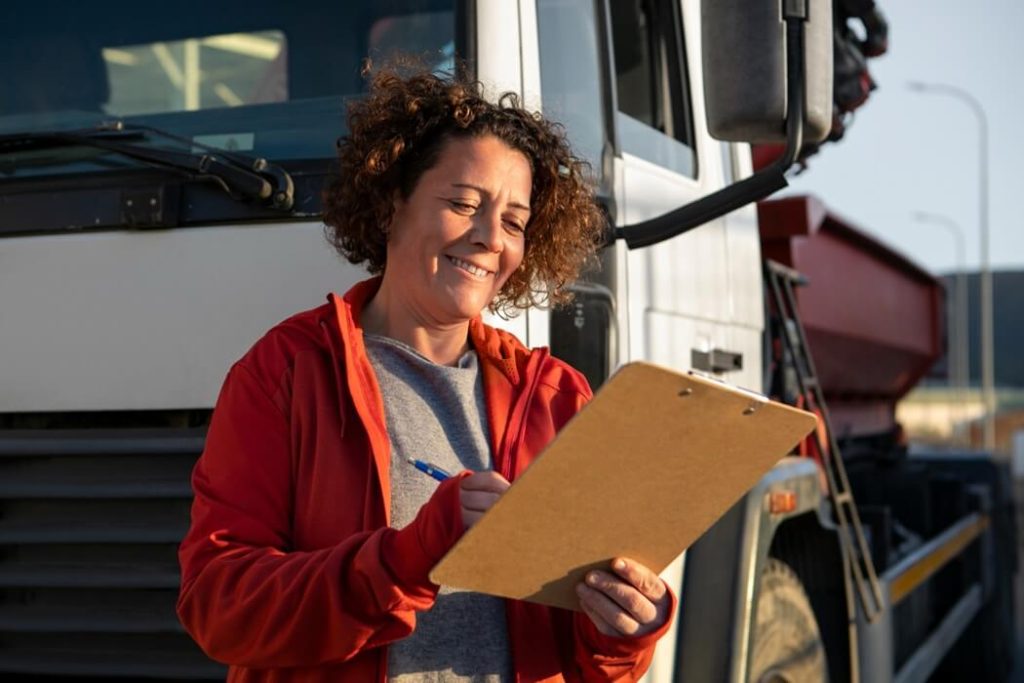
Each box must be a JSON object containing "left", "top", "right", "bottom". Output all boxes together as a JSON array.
[
  {"left": 743, "top": 403, "right": 759, "bottom": 415},
  {"left": 678, "top": 388, "right": 693, "bottom": 397}
]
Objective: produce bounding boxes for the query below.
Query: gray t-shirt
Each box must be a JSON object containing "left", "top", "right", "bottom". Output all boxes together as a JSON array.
[{"left": 365, "top": 334, "right": 512, "bottom": 682}]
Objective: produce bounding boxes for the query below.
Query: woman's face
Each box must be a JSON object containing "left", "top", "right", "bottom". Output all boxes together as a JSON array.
[{"left": 383, "top": 134, "right": 532, "bottom": 325}]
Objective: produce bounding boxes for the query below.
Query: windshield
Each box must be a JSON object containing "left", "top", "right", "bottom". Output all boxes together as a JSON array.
[{"left": 2, "top": 0, "right": 459, "bottom": 178}]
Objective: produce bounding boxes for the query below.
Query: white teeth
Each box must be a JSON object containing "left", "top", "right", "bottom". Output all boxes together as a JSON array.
[{"left": 448, "top": 256, "right": 491, "bottom": 278}]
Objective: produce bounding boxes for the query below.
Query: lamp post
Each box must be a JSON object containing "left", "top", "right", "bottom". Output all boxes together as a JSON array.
[
  {"left": 913, "top": 211, "right": 969, "bottom": 447},
  {"left": 907, "top": 81, "right": 996, "bottom": 452}
]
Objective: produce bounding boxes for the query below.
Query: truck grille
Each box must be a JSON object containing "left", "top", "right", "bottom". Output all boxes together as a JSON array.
[{"left": 0, "top": 428, "right": 225, "bottom": 680}]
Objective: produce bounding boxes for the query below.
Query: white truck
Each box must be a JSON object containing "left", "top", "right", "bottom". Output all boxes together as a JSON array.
[{"left": 0, "top": 1, "right": 1014, "bottom": 681}]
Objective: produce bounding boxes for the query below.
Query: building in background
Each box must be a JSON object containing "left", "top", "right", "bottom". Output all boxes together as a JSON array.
[{"left": 898, "top": 269, "right": 1024, "bottom": 453}]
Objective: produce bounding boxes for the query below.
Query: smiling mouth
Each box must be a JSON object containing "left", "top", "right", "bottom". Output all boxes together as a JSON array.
[{"left": 447, "top": 255, "right": 493, "bottom": 279}]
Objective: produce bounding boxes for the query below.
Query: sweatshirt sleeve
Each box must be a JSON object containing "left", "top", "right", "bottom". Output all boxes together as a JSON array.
[
  {"left": 176, "top": 362, "right": 466, "bottom": 669},
  {"left": 571, "top": 587, "right": 677, "bottom": 681}
]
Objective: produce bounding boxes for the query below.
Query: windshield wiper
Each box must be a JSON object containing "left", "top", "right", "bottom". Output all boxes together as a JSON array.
[{"left": 0, "top": 122, "right": 295, "bottom": 211}]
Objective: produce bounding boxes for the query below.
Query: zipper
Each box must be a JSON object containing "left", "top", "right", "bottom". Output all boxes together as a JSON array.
[{"left": 499, "top": 348, "right": 549, "bottom": 481}]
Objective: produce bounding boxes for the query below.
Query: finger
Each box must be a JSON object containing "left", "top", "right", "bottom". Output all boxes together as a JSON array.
[
  {"left": 611, "top": 558, "right": 668, "bottom": 604},
  {"left": 460, "top": 471, "right": 511, "bottom": 492},
  {"left": 576, "top": 582, "right": 642, "bottom": 637},
  {"left": 462, "top": 509, "right": 486, "bottom": 528},
  {"left": 460, "top": 489, "right": 503, "bottom": 512},
  {"left": 576, "top": 586, "right": 619, "bottom": 637},
  {"left": 584, "top": 570, "right": 657, "bottom": 625}
]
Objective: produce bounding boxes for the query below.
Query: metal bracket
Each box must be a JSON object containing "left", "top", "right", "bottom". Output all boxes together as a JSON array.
[
  {"left": 120, "top": 186, "right": 180, "bottom": 229},
  {"left": 692, "top": 348, "right": 744, "bottom": 374},
  {"left": 783, "top": 0, "right": 809, "bottom": 21}
]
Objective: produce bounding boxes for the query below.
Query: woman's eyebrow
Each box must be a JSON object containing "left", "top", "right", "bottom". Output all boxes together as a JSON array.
[{"left": 450, "top": 183, "right": 531, "bottom": 212}]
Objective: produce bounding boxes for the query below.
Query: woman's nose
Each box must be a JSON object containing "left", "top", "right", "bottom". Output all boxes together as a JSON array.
[{"left": 470, "top": 211, "right": 504, "bottom": 252}]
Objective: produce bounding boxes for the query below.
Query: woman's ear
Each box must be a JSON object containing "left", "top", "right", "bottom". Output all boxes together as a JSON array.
[
  {"left": 384, "top": 192, "right": 404, "bottom": 241},
  {"left": 391, "top": 189, "right": 405, "bottom": 212}
]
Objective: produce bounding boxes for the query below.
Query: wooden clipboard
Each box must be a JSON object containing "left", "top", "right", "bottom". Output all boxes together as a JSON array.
[{"left": 429, "top": 361, "right": 817, "bottom": 611}]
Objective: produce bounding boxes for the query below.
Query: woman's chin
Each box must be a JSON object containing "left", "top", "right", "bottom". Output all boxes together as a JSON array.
[
  {"left": 444, "top": 300, "right": 489, "bottom": 322},
  {"left": 437, "top": 285, "right": 495, "bottom": 321}
]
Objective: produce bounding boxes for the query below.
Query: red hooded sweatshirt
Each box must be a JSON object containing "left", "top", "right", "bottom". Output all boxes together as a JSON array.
[{"left": 177, "top": 277, "right": 674, "bottom": 682}]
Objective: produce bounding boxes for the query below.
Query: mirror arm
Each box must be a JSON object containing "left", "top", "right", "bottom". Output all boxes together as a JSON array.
[{"left": 613, "top": 14, "right": 807, "bottom": 250}]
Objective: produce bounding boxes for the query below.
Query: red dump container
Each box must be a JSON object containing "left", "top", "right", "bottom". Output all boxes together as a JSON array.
[{"left": 759, "top": 196, "right": 943, "bottom": 438}]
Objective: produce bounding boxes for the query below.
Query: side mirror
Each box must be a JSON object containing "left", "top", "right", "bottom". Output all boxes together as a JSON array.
[
  {"left": 701, "top": 0, "right": 833, "bottom": 144},
  {"left": 613, "top": 0, "right": 835, "bottom": 249}
]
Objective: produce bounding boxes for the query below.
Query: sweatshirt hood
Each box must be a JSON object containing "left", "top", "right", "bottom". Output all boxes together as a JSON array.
[
  {"left": 324, "top": 277, "right": 549, "bottom": 490},
  {"left": 325, "top": 276, "right": 535, "bottom": 388}
]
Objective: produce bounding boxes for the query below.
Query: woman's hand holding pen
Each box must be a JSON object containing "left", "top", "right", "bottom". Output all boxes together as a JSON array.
[
  {"left": 459, "top": 471, "right": 510, "bottom": 529},
  {"left": 405, "top": 459, "right": 509, "bottom": 529}
]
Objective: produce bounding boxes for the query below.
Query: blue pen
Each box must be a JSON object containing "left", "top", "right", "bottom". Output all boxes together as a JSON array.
[{"left": 406, "top": 457, "right": 451, "bottom": 482}]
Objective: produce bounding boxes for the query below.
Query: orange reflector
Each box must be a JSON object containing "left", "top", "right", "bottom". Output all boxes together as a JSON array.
[{"left": 768, "top": 491, "right": 798, "bottom": 515}]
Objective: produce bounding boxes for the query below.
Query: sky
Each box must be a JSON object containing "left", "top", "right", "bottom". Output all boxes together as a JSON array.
[{"left": 786, "top": 0, "right": 1024, "bottom": 277}]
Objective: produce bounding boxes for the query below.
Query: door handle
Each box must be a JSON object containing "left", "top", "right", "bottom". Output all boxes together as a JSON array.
[{"left": 691, "top": 348, "right": 743, "bottom": 374}]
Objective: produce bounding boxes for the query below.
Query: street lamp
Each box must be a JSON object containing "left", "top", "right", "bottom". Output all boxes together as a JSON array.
[
  {"left": 907, "top": 81, "right": 996, "bottom": 452},
  {"left": 913, "top": 211, "right": 969, "bottom": 447}
]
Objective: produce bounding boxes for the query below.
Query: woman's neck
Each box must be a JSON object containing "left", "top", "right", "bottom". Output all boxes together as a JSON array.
[{"left": 360, "top": 280, "right": 471, "bottom": 367}]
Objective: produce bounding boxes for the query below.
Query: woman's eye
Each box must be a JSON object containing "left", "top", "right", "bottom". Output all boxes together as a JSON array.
[
  {"left": 504, "top": 219, "right": 526, "bottom": 233},
  {"left": 449, "top": 200, "right": 477, "bottom": 213}
]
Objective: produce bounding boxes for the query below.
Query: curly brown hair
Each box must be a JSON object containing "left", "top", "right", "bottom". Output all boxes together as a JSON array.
[{"left": 322, "top": 63, "right": 606, "bottom": 313}]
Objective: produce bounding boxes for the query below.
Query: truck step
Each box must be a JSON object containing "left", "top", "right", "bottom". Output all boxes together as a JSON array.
[
  {"left": 0, "top": 563, "right": 180, "bottom": 588},
  {"left": 0, "top": 425, "right": 212, "bottom": 678},
  {"left": 0, "top": 588, "right": 183, "bottom": 633},
  {"left": 0, "top": 632, "right": 224, "bottom": 680},
  {"left": 0, "top": 436, "right": 198, "bottom": 499},
  {"left": 0, "top": 499, "right": 190, "bottom": 544},
  {"left": 0, "top": 429, "right": 207, "bottom": 457}
]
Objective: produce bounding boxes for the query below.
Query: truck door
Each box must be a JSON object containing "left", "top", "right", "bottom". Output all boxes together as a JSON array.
[
  {"left": 611, "top": 0, "right": 740, "bottom": 379},
  {"left": 534, "top": 0, "right": 764, "bottom": 392}
]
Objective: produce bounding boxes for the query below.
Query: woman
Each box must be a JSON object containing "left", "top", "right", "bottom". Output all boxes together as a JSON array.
[{"left": 177, "top": 66, "right": 675, "bottom": 682}]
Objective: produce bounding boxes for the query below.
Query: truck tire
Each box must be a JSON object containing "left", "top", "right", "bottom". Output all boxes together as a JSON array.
[{"left": 750, "top": 558, "right": 829, "bottom": 683}]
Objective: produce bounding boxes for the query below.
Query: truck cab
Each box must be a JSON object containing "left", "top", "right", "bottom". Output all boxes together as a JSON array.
[
  {"left": 2, "top": 1, "right": 1013, "bottom": 682},
  {"left": 0, "top": 0, "right": 801, "bottom": 678},
  {"left": 0, "top": 2, "right": 764, "bottom": 678}
]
